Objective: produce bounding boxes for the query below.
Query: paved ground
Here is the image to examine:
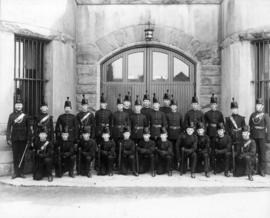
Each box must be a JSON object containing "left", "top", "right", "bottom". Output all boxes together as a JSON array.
[{"left": 0, "top": 173, "right": 270, "bottom": 218}]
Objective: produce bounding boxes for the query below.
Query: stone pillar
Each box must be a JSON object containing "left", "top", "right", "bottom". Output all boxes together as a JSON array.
[{"left": 221, "top": 41, "right": 255, "bottom": 120}]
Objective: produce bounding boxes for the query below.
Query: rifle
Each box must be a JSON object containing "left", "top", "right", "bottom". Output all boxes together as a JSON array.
[
  {"left": 98, "top": 144, "right": 101, "bottom": 173},
  {"left": 118, "top": 142, "right": 122, "bottom": 171},
  {"left": 232, "top": 144, "right": 235, "bottom": 176},
  {"left": 18, "top": 142, "right": 30, "bottom": 169},
  {"left": 77, "top": 147, "right": 82, "bottom": 175},
  {"left": 57, "top": 146, "right": 62, "bottom": 177},
  {"left": 135, "top": 143, "right": 139, "bottom": 174}
]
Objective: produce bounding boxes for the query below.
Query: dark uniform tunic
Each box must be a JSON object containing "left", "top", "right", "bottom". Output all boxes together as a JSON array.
[
  {"left": 6, "top": 111, "right": 32, "bottom": 176},
  {"left": 226, "top": 114, "right": 245, "bottom": 146},
  {"left": 111, "top": 111, "right": 130, "bottom": 142},
  {"left": 95, "top": 108, "right": 112, "bottom": 144},
  {"left": 156, "top": 140, "right": 173, "bottom": 174},
  {"left": 78, "top": 138, "right": 96, "bottom": 175},
  {"left": 55, "top": 140, "right": 76, "bottom": 177},
  {"left": 176, "top": 133, "right": 197, "bottom": 173},
  {"left": 166, "top": 111, "right": 183, "bottom": 141},
  {"left": 120, "top": 139, "right": 136, "bottom": 174},
  {"left": 99, "top": 140, "right": 116, "bottom": 175},
  {"left": 76, "top": 111, "right": 95, "bottom": 139},
  {"left": 184, "top": 109, "right": 204, "bottom": 129},
  {"left": 34, "top": 113, "right": 54, "bottom": 143},
  {"left": 160, "top": 106, "right": 171, "bottom": 115},
  {"left": 249, "top": 111, "right": 270, "bottom": 174},
  {"left": 55, "top": 113, "right": 78, "bottom": 144},
  {"left": 214, "top": 134, "right": 232, "bottom": 173},
  {"left": 197, "top": 134, "right": 210, "bottom": 173},
  {"left": 130, "top": 113, "right": 148, "bottom": 143},
  {"left": 204, "top": 110, "right": 224, "bottom": 138},
  {"left": 33, "top": 140, "right": 53, "bottom": 180},
  {"left": 141, "top": 107, "right": 153, "bottom": 123},
  {"left": 123, "top": 108, "right": 133, "bottom": 118},
  {"left": 148, "top": 110, "right": 167, "bottom": 140},
  {"left": 137, "top": 139, "right": 156, "bottom": 173},
  {"left": 235, "top": 139, "right": 256, "bottom": 176}
]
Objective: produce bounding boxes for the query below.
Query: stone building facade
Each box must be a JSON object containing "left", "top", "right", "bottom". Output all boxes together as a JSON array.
[{"left": 1, "top": 0, "right": 270, "bottom": 175}]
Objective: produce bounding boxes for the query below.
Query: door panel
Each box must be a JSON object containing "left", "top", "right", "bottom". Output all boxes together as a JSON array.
[{"left": 101, "top": 46, "right": 195, "bottom": 114}]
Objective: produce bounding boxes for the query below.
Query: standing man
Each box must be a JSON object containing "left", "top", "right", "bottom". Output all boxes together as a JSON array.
[
  {"left": 166, "top": 96, "right": 183, "bottom": 169},
  {"left": 6, "top": 89, "right": 32, "bottom": 179},
  {"left": 141, "top": 90, "right": 152, "bottom": 123},
  {"left": 149, "top": 93, "right": 167, "bottom": 142},
  {"left": 130, "top": 95, "right": 148, "bottom": 144},
  {"left": 204, "top": 93, "right": 224, "bottom": 159},
  {"left": 76, "top": 94, "right": 95, "bottom": 140},
  {"left": 184, "top": 95, "right": 205, "bottom": 129},
  {"left": 95, "top": 93, "right": 112, "bottom": 145},
  {"left": 225, "top": 98, "right": 245, "bottom": 175},
  {"left": 123, "top": 91, "right": 133, "bottom": 117},
  {"left": 34, "top": 98, "right": 54, "bottom": 144},
  {"left": 249, "top": 98, "right": 270, "bottom": 177},
  {"left": 160, "top": 90, "right": 172, "bottom": 115}
]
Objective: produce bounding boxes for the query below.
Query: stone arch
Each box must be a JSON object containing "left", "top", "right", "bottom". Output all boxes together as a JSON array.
[{"left": 76, "top": 24, "right": 221, "bottom": 110}]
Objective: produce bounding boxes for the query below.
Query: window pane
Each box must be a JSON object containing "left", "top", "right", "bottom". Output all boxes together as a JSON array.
[
  {"left": 106, "top": 58, "right": 123, "bottom": 82},
  {"left": 173, "top": 57, "right": 190, "bottom": 81},
  {"left": 152, "top": 52, "right": 168, "bottom": 81},
  {"left": 128, "top": 52, "right": 144, "bottom": 82}
]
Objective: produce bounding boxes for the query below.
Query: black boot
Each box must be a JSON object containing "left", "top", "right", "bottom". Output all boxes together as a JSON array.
[
  {"left": 69, "top": 171, "right": 75, "bottom": 178},
  {"left": 205, "top": 172, "right": 210, "bottom": 178},
  {"left": 191, "top": 173, "right": 196, "bottom": 178},
  {"left": 48, "top": 176, "right": 53, "bottom": 182},
  {"left": 248, "top": 175, "right": 253, "bottom": 181},
  {"left": 224, "top": 171, "right": 230, "bottom": 177}
]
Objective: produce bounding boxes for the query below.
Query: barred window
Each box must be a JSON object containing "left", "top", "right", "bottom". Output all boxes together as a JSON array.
[{"left": 14, "top": 35, "right": 48, "bottom": 117}]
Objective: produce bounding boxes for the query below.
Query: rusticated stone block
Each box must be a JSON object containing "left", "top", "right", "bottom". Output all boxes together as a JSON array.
[
  {"left": 77, "top": 44, "right": 102, "bottom": 64},
  {"left": 77, "top": 84, "right": 97, "bottom": 94}
]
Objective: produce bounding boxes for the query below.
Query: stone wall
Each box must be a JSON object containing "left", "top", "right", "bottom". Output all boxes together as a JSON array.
[
  {"left": 0, "top": 0, "right": 77, "bottom": 175},
  {"left": 76, "top": 4, "right": 221, "bottom": 111}
]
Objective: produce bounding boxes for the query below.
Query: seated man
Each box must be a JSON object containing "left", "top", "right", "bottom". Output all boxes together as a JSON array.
[
  {"left": 98, "top": 127, "right": 115, "bottom": 176},
  {"left": 137, "top": 127, "right": 156, "bottom": 177},
  {"left": 156, "top": 128, "right": 173, "bottom": 176},
  {"left": 214, "top": 123, "right": 232, "bottom": 177},
  {"left": 119, "top": 127, "right": 138, "bottom": 176},
  {"left": 33, "top": 127, "right": 53, "bottom": 182},
  {"left": 77, "top": 127, "right": 96, "bottom": 178},
  {"left": 176, "top": 122, "right": 197, "bottom": 178},
  {"left": 55, "top": 126, "right": 76, "bottom": 178},
  {"left": 196, "top": 122, "right": 210, "bottom": 177},
  {"left": 235, "top": 125, "right": 256, "bottom": 181}
]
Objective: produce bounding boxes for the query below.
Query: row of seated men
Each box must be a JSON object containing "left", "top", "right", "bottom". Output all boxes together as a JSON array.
[{"left": 6, "top": 89, "right": 269, "bottom": 182}]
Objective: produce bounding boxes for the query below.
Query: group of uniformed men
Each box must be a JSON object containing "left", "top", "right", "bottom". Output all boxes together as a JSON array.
[{"left": 6, "top": 88, "right": 270, "bottom": 182}]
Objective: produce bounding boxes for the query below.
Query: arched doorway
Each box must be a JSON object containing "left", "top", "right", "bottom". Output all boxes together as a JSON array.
[{"left": 101, "top": 44, "right": 196, "bottom": 114}]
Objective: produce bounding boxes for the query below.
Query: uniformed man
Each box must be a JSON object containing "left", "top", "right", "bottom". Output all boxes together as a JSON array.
[
  {"left": 123, "top": 91, "right": 133, "bottom": 117},
  {"left": 156, "top": 127, "right": 173, "bottom": 176},
  {"left": 55, "top": 126, "right": 76, "bottom": 178},
  {"left": 137, "top": 127, "right": 156, "bottom": 176},
  {"left": 237, "top": 125, "right": 257, "bottom": 181},
  {"left": 148, "top": 93, "right": 167, "bottom": 142},
  {"left": 225, "top": 98, "right": 245, "bottom": 175},
  {"left": 184, "top": 95, "right": 205, "bottom": 129},
  {"left": 77, "top": 126, "right": 96, "bottom": 178},
  {"left": 6, "top": 89, "right": 32, "bottom": 179},
  {"left": 204, "top": 94, "right": 224, "bottom": 154},
  {"left": 214, "top": 123, "right": 232, "bottom": 177},
  {"left": 98, "top": 127, "right": 115, "bottom": 176},
  {"left": 33, "top": 127, "right": 53, "bottom": 182},
  {"left": 119, "top": 127, "right": 138, "bottom": 176},
  {"left": 34, "top": 98, "right": 54, "bottom": 144},
  {"left": 141, "top": 90, "right": 152, "bottom": 123},
  {"left": 160, "top": 89, "right": 172, "bottom": 115},
  {"left": 76, "top": 94, "right": 95, "bottom": 139},
  {"left": 166, "top": 96, "right": 183, "bottom": 169},
  {"left": 249, "top": 98, "right": 270, "bottom": 177},
  {"left": 55, "top": 97, "right": 78, "bottom": 147},
  {"left": 95, "top": 93, "right": 112, "bottom": 145},
  {"left": 196, "top": 122, "right": 210, "bottom": 177},
  {"left": 130, "top": 95, "right": 148, "bottom": 144},
  {"left": 111, "top": 94, "right": 130, "bottom": 166},
  {"left": 176, "top": 122, "right": 197, "bottom": 178}
]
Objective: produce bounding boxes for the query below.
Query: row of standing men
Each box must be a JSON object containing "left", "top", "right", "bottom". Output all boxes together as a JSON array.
[{"left": 6, "top": 89, "right": 270, "bottom": 182}]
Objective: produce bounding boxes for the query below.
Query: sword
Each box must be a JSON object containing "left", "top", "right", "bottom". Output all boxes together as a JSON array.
[{"left": 18, "top": 142, "right": 30, "bottom": 168}]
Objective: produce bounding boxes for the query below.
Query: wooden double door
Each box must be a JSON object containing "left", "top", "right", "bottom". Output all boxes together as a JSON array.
[{"left": 101, "top": 45, "right": 196, "bottom": 114}]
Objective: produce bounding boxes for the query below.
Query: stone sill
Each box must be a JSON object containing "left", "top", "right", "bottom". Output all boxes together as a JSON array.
[{"left": 75, "top": 0, "right": 223, "bottom": 5}]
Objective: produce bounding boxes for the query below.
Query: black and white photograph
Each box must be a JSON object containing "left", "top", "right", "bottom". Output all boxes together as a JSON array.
[{"left": 0, "top": 0, "right": 270, "bottom": 217}]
